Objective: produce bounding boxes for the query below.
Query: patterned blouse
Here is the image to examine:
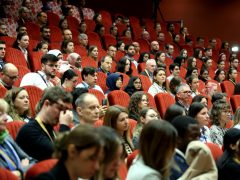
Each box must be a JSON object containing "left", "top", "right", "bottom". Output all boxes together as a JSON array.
[{"left": 209, "top": 125, "right": 228, "bottom": 146}]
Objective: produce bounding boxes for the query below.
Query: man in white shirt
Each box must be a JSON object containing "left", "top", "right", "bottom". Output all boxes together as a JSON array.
[
  {"left": 20, "top": 54, "right": 59, "bottom": 90},
  {"left": 167, "top": 63, "right": 180, "bottom": 82},
  {"left": 76, "top": 66, "right": 104, "bottom": 94}
]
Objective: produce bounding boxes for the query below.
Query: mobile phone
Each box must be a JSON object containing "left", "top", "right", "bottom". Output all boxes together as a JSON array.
[{"left": 102, "top": 99, "right": 107, "bottom": 106}]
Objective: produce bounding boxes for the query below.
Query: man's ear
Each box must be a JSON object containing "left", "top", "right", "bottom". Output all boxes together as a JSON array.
[
  {"left": 230, "top": 143, "right": 238, "bottom": 151},
  {"left": 43, "top": 99, "right": 50, "bottom": 107},
  {"left": 67, "top": 144, "right": 77, "bottom": 159},
  {"left": 140, "top": 116, "right": 145, "bottom": 124},
  {"left": 76, "top": 106, "right": 82, "bottom": 116}
]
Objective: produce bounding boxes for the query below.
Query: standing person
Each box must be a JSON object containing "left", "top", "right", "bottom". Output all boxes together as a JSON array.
[
  {"left": 36, "top": 125, "right": 104, "bottom": 180},
  {"left": 127, "top": 120, "right": 177, "bottom": 180},
  {"left": 16, "top": 87, "right": 73, "bottom": 161},
  {"left": 103, "top": 105, "right": 134, "bottom": 156},
  {"left": 217, "top": 128, "right": 240, "bottom": 179}
]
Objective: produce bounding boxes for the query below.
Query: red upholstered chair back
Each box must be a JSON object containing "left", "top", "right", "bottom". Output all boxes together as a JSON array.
[
  {"left": 6, "top": 121, "right": 26, "bottom": 140},
  {"left": 25, "top": 159, "right": 58, "bottom": 180},
  {"left": 205, "top": 142, "right": 223, "bottom": 161},
  {"left": 108, "top": 90, "right": 130, "bottom": 107},
  {"left": 154, "top": 93, "right": 175, "bottom": 118},
  {"left": 0, "top": 168, "right": 18, "bottom": 180}
]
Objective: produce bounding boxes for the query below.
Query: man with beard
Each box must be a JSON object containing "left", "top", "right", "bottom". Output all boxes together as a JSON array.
[
  {"left": 66, "top": 52, "right": 82, "bottom": 72},
  {"left": 16, "top": 86, "right": 73, "bottom": 161},
  {"left": 20, "top": 54, "right": 59, "bottom": 90}
]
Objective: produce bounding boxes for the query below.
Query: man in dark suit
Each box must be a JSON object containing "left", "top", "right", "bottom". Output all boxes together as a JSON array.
[{"left": 140, "top": 59, "right": 157, "bottom": 83}]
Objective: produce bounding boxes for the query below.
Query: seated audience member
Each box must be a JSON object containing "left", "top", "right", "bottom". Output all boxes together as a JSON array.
[
  {"left": 216, "top": 59, "right": 225, "bottom": 71},
  {"left": 76, "top": 67, "right": 104, "bottom": 94},
  {"left": 167, "top": 63, "right": 180, "bottom": 82},
  {"left": 180, "top": 49, "right": 188, "bottom": 61},
  {"left": 103, "top": 105, "right": 134, "bottom": 156},
  {"left": 211, "top": 92, "right": 227, "bottom": 104},
  {"left": 33, "top": 41, "right": 49, "bottom": 54},
  {"left": 0, "top": 22, "right": 8, "bottom": 36},
  {"left": 180, "top": 141, "right": 217, "bottom": 179},
  {"left": 189, "top": 102, "right": 211, "bottom": 142},
  {"left": 227, "top": 68, "right": 237, "bottom": 86},
  {"left": 140, "top": 59, "right": 157, "bottom": 83},
  {"left": 132, "top": 42, "right": 140, "bottom": 55},
  {"left": 138, "top": 52, "right": 150, "bottom": 63},
  {"left": 37, "top": 125, "right": 104, "bottom": 180},
  {"left": 185, "top": 67, "right": 198, "bottom": 79},
  {"left": 229, "top": 56, "right": 239, "bottom": 70},
  {"left": 94, "top": 126, "right": 123, "bottom": 180},
  {"left": 61, "top": 40, "right": 74, "bottom": 54},
  {"left": 214, "top": 69, "right": 225, "bottom": 83},
  {"left": 62, "top": 29, "right": 73, "bottom": 41},
  {"left": 187, "top": 75, "right": 200, "bottom": 97},
  {"left": 74, "top": 93, "right": 101, "bottom": 125},
  {"left": 105, "top": 73, "right": 123, "bottom": 95},
  {"left": 217, "top": 128, "right": 240, "bottom": 179},
  {"left": 201, "top": 57, "right": 213, "bottom": 71},
  {"left": 71, "top": 88, "right": 89, "bottom": 125},
  {"left": 20, "top": 54, "right": 59, "bottom": 90},
  {"left": 116, "top": 57, "right": 133, "bottom": 77},
  {"left": 175, "top": 84, "right": 192, "bottom": 115},
  {"left": 16, "top": 87, "right": 73, "bottom": 161},
  {"left": 148, "top": 68, "right": 168, "bottom": 96},
  {"left": 40, "top": 26, "right": 51, "bottom": 43},
  {"left": 36, "top": 11, "right": 48, "bottom": 28},
  {"left": 88, "top": 45, "right": 99, "bottom": 62},
  {"left": 187, "top": 57, "right": 197, "bottom": 70},
  {"left": 155, "top": 51, "right": 166, "bottom": 68},
  {"left": 106, "top": 45, "right": 117, "bottom": 60},
  {"left": 132, "top": 107, "right": 159, "bottom": 149},
  {"left": 116, "top": 41, "right": 125, "bottom": 53},
  {"left": 0, "top": 63, "right": 19, "bottom": 90},
  {"left": 150, "top": 41, "right": 159, "bottom": 55},
  {"left": 199, "top": 68, "right": 210, "bottom": 83},
  {"left": 66, "top": 52, "right": 82, "bottom": 72},
  {"left": 0, "top": 99, "right": 35, "bottom": 178},
  {"left": 4, "top": 87, "right": 31, "bottom": 122},
  {"left": 58, "top": 18, "right": 69, "bottom": 31},
  {"left": 127, "top": 120, "right": 177, "bottom": 180},
  {"left": 110, "top": 25, "right": 119, "bottom": 40},
  {"left": 165, "top": 43, "right": 174, "bottom": 60},
  {"left": 0, "top": 40, "right": 6, "bottom": 71},
  {"left": 164, "top": 104, "right": 185, "bottom": 122},
  {"left": 192, "top": 95, "right": 208, "bottom": 107},
  {"left": 174, "top": 56, "right": 185, "bottom": 67},
  {"left": 169, "top": 76, "right": 182, "bottom": 97},
  {"left": 61, "top": 69, "right": 78, "bottom": 92},
  {"left": 128, "top": 91, "right": 149, "bottom": 121},
  {"left": 210, "top": 99, "right": 231, "bottom": 146},
  {"left": 124, "top": 76, "right": 143, "bottom": 96},
  {"left": 170, "top": 115, "right": 200, "bottom": 180},
  {"left": 124, "top": 44, "right": 138, "bottom": 67},
  {"left": 47, "top": 49, "right": 63, "bottom": 60},
  {"left": 78, "top": 33, "right": 88, "bottom": 50},
  {"left": 98, "top": 55, "right": 113, "bottom": 75},
  {"left": 12, "top": 32, "right": 30, "bottom": 65}
]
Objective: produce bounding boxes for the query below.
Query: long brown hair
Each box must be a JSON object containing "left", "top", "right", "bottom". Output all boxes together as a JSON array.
[{"left": 140, "top": 120, "right": 177, "bottom": 179}]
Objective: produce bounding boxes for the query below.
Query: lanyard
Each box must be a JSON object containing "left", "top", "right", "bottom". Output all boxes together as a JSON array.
[
  {"left": 36, "top": 117, "right": 55, "bottom": 143},
  {"left": 37, "top": 72, "right": 51, "bottom": 87},
  {"left": 0, "top": 146, "right": 17, "bottom": 170}
]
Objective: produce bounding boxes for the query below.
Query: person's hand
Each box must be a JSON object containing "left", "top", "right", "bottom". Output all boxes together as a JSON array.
[
  {"left": 21, "top": 158, "right": 29, "bottom": 167},
  {"left": 59, "top": 110, "right": 73, "bottom": 126},
  {"left": 12, "top": 170, "right": 21, "bottom": 179},
  {"left": 99, "top": 105, "right": 108, "bottom": 118}
]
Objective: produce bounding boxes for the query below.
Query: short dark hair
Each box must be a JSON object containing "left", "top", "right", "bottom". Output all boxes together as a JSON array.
[
  {"left": 41, "top": 54, "right": 58, "bottom": 64},
  {"left": 61, "top": 69, "right": 77, "bottom": 84},
  {"left": 81, "top": 66, "right": 97, "bottom": 81},
  {"left": 0, "top": 40, "right": 5, "bottom": 45},
  {"left": 40, "top": 26, "right": 50, "bottom": 33},
  {"left": 124, "top": 44, "right": 134, "bottom": 51},
  {"left": 169, "top": 63, "right": 179, "bottom": 72},
  {"left": 171, "top": 115, "right": 198, "bottom": 138},
  {"left": 71, "top": 88, "right": 88, "bottom": 109}
]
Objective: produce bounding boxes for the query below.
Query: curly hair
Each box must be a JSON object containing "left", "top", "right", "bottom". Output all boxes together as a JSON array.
[
  {"left": 128, "top": 91, "right": 148, "bottom": 121},
  {"left": 210, "top": 99, "right": 230, "bottom": 126}
]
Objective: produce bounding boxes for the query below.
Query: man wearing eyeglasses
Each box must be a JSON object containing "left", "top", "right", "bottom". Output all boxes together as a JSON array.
[
  {"left": 20, "top": 54, "right": 58, "bottom": 90},
  {"left": 16, "top": 86, "right": 73, "bottom": 161},
  {"left": 175, "top": 83, "right": 192, "bottom": 115},
  {"left": 0, "top": 63, "right": 18, "bottom": 90}
]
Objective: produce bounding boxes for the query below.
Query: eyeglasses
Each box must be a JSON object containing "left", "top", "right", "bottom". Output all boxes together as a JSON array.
[{"left": 4, "top": 74, "right": 18, "bottom": 80}]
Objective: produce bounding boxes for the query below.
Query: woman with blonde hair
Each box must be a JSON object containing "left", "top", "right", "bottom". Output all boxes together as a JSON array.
[
  {"left": 127, "top": 120, "right": 177, "bottom": 180},
  {"left": 4, "top": 87, "right": 31, "bottom": 122},
  {"left": 103, "top": 105, "right": 134, "bottom": 156}
]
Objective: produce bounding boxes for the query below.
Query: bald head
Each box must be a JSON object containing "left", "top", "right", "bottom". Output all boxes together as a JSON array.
[
  {"left": 1, "top": 63, "right": 19, "bottom": 88},
  {"left": 67, "top": 53, "right": 81, "bottom": 68}
]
